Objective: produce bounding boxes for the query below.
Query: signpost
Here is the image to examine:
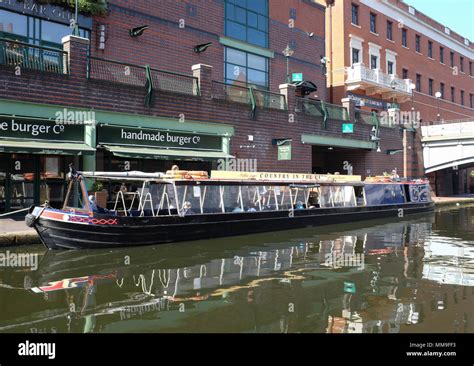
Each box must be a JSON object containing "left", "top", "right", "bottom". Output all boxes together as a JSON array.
[
  {"left": 278, "top": 144, "right": 292, "bottom": 160},
  {"left": 291, "top": 73, "right": 303, "bottom": 82},
  {"left": 342, "top": 123, "right": 354, "bottom": 134}
]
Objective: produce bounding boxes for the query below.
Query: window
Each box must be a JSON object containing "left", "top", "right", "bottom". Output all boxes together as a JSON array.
[
  {"left": 460, "top": 90, "right": 464, "bottom": 106},
  {"left": 440, "top": 82, "right": 445, "bottom": 99},
  {"left": 387, "top": 20, "right": 393, "bottom": 40},
  {"left": 225, "top": 0, "right": 268, "bottom": 48},
  {"left": 352, "top": 3, "right": 359, "bottom": 25},
  {"left": 428, "top": 40, "right": 433, "bottom": 58},
  {"left": 470, "top": 61, "right": 473, "bottom": 76},
  {"left": 451, "top": 86, "right": 455, "bottom": 102},
  {"left": 371, "top": 55, "right": 378, "bottom": 69},
  {"left": 440, "top": 47, "right": 444, "bottom": 63},
  {"left": 224, "top": 47, "right": 268, "bottom": 88},
  {"left": 387, "top": 61, "right": 394, "bottom": 75},
  {"left": 416, "top": 74, "right": 421, "bottom": 92},
  {"left": 415, "top": 35, "right": 421, "bottom": 53},
  {"left": 370, "top": 13, "right": 377, "bottom": 33},
  {"left": 450, "top": 51, "right": 455, "bottom": 67},
  {"left": 429, "top": 78, "right": 433, "bottom": 96},
  {"left": 0, "top": 9, "right": 90, "bottom": 49},
  {"left": 402, "top": 68, "right": 408, "bottom": 79},
  {"left": 460, "top": 56, "right": 464, "bottom": 72},
  {"left": 402, "top": 28, "right": 407, "bottom": 47},
  {"left": 470, "top": 94, "right": 473, "bottom": 109},
  {"left": 352, "top": 48, "right": 360, "bottom": 64}
]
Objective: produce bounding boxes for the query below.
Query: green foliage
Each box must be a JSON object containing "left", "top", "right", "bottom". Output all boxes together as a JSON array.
[
  {"left": 29, "top": 0, "right": 108, "bottom": 16},
  {"left": 91, "top": 181, "right": 104, "bottom": 192}
]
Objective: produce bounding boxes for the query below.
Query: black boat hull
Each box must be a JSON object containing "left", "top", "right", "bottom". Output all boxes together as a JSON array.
[{"left": 31, "top": 202, "right": 435, "bottom": 249}]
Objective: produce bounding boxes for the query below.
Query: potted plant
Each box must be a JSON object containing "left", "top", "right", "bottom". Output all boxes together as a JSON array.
[{"left": 92, "top": 181, "right": 108, "bottom": 208}]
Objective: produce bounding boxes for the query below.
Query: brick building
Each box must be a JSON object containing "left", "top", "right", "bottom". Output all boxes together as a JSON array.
[
  {"left": 0, "top": 0, "right": 408, "bottom": 213},
  {"left": 316, "top": 0, "right": 474, "bottom": 193}
]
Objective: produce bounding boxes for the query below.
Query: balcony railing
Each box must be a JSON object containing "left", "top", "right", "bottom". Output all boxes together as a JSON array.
[
  {"left": 211, "top": 81, "right": 251, "bottom": 104},
  {"left": 355, "top": 109, "right": 380, "bottom": 126},
  {"left": 296, "top": 98, "right": 349, "bottom": 121},
  {"left": 346, "top": 63, "right": 412, "bottom": 95},
  {"left": 0, "top": 38, "right": 68, "bottom": 74},
  {"left": 88, "top": 57, "right": 199, "bottom": 95},
  {"left": 211, "top": 81, "right": 287, "bottom": 115},
  {"left": 252, "top": 89, "right": 287, "bottom": 110}
]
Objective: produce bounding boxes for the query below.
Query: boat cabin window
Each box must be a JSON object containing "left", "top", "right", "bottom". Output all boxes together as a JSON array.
[
  {"left": 63, "top": 179, "right": 92, "bottom": 213},
  {"left": 354, "top": 186, "right": 365, "bottom": 206},
  {"left": 319, "top": 185, "right": 357, "bottom": 208},
  {"left": 364, "top": 184, "right": 406, "bottom": 205}
]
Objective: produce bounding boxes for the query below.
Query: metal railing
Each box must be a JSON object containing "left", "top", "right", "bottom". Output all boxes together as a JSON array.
[
  {"left": 252, "top": 88, "right": 287, "bottom": 110},
  {"left": 355, "top": 109, "right": 378, "bottom": 125},
  {"left": 422, "top": 117, "right": 474, "bottom": 125},
  {"left": 0, "top": 38, "right": 68, "bottom": 74},
  {"left": 296, "top": 98, "right": 349, "bottom": 121},
  {"left": 150, "top": 68, "right": 199, "bottom": 96},
  {"left": 88, "top": 57, "right": 199, "bottom": 95},
  {"left": 346, "top": 63, "right": 412, "bottom": 94},
  {"left": 88, "top": 57, "right": 146, "bottom": 86},
  {"left": 211, "top": 81, "right": 287, "bottom": 110},
  {"left": 211, "top": 81, "right": 252, "bottom": 104}
]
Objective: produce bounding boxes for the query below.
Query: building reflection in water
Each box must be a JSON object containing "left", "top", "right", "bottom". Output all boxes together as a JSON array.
[{"left": 0, "top": 210, "right": 473, "bottom": 333}]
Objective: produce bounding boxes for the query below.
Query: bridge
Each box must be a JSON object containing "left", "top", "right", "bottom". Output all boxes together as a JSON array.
[{"left": 421, "top": 119, "right": 474, "bottom": 174}]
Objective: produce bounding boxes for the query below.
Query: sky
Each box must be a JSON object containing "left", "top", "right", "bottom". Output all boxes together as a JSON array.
[{"left": 404, "top": 0, "right": 474, "bottom": 41}]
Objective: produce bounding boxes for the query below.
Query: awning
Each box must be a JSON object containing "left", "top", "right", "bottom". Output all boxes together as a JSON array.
[
  {"left": 301, "top": 134, "right": 376, "bottom": 150},
  {"left": 0, "top": 140, "right": 96, "bottom": 155},
  {"left": 102, "top": 145, "right": 234, "bottom": 160}
]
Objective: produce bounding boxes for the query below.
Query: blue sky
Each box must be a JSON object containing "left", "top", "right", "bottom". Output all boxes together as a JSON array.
[{"left": 405, "top": 0, "right": 474, "bottom": 40}]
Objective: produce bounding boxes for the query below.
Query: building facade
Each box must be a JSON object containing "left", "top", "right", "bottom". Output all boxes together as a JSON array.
[
  {"left": 1, "top": 0, "right": 407, "bottom": 213},
  {"left": 316, "top": 0, "right": 474, "bottom": 194}
]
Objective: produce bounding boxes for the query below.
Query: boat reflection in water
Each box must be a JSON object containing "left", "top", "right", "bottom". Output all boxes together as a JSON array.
[{"left": 1, "top": 211, "right": 474, "bottom": 333}]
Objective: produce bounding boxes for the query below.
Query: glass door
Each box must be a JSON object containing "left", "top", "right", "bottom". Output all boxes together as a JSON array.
[{"left": 9, "top": 154, "right": 37, "bottom": 211}]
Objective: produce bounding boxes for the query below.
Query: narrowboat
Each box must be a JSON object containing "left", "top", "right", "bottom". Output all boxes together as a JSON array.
[{"left": 26, "top": 166, "right": 434, "bottom": 249}]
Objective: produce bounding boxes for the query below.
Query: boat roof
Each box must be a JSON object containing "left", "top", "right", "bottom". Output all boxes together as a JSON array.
[{"left": 79, "top": 171, "right": 428, "bottom": 186}]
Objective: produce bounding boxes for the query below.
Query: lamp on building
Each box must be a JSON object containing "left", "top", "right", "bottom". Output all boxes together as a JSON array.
[
  {"left": 435, "top": 91, "right": 442, "bottom": 121},
  {"left": 129, "top": 25, "right": 149, "bottom": 37},
  {"left": 390, "top": 79, "right": 397, "bottom": 108},
  {"left": 282, "top": 44, "right": 294, "bottom": 83},
  {"left": 193, "top": 42, "right": 213, "bottom": 53},
  {"left": 320, "top": 56, "right": 328, "bottom": 75},
  {"left": 409, "top": 82, "right": 416, "bottom": 111},
  {"left": 72, "top": 0, "right": 80, "bottom": 36}
]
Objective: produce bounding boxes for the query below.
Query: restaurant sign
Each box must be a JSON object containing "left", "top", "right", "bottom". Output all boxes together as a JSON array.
[
  {"left": 0, "top": 116, "right": 84, "bottom": 142},
  {"left": 211, "top": 171, "right": 361, "bottom": 182},
  {"left": 0, "top": 0, "right": 92, "bottom": 28},
  {"left": 278, "top": 144, "right": 291, "bottom": 160},
  {"left": 347, "top": 93, "right": 399, "bottom": 111},
  {"left": 98, "top": 125, "right": 223, "bottom": 151}
]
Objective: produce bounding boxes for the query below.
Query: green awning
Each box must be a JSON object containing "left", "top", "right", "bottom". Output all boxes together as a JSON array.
[
  {"left": 301, "top": 134, "right": 376, "bottom": 150},
  {"left": 102, "top": 145, "right": 234, "bottom": 160},
  {"left": 0, "top": 139, "right": 95, "bottom": 155}
]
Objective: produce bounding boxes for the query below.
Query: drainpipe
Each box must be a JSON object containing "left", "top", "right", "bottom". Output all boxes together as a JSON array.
[{"left": 326, "top": 0, "right": 334, "bottom": 104}]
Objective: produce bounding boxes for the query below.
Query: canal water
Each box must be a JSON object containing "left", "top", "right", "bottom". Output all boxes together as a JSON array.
[{"left": 0, "top": 206, "right": 473, "bottom": 333}]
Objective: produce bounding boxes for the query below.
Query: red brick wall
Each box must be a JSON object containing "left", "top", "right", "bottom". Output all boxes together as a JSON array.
[
  {"left": 343, "top": 0, "right": 474, "bottom": 121},
  {"left": 89, "top": 0, "right": 327, "bottom": 96}
]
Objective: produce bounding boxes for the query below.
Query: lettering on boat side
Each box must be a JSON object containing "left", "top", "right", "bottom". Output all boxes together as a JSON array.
[
  {"left": 398, "top": 209, "right": 404, "bottom": 217},
  {"left": 18, "top": 340, "right": 56, "bottom": 359}
]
